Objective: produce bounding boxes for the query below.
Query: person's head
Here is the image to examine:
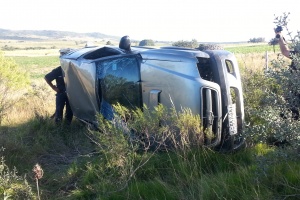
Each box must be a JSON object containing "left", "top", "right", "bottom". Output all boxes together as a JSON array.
[{"left": 119, "top": 35, "right": 131, "bottom": 51}]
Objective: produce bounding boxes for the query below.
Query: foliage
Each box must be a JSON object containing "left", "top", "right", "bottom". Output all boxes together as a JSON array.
[
  {"left": 0, "top": 115, "right": 94, "bottom": 199},
  {"left": 82, "top": 103, "right": 205, "bottom": 197},
  {"left": 268, "top": 38, "right": 279, "bottom": 46},
  {"left": 198, "top": 43, "right": 224, "bottom": 51},
  {"left": 0, "top": 52, "right": 30, "bottom": 124},
  {"left": 138, "top": 39, "right": 155, "bottom": 46},
  {"left": 172, "top": 39, "right": 198, "bottom": 48},
  {"left": 1, "top": 45, "right": 49, "bottom": 51},
  {"left": 0, "top": 155, "right": 35, "bottom": 199},
  {"left": 242, "top": 13, "right": 300, "bottom": 149},
  {"left": 274, "top": 12, "right": 300, "bottom": 53},
  {"left": 1, "top": 45, "right": 20, "bottom": 51},
  {"left": 248, "top": 37, "right": 265, "bottom": 43}
]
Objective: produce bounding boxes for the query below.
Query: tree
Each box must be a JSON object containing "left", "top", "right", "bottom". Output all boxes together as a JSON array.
[
  {"left": 0, "top": 52, "right": 29, "bottom": 124},
  {"left": 139, "top": 39, "right": 155, "bottom": 46},
  {"left": 248, "top": 37, "right": 265, "bottom": 43},
  {"left": 106, "top": 41, "right": 112, "bottom": 45},
  {"left": 191, "top": 39, "right": 199, "bottom": 48},
  {"left": 172, "top": 39, "right": 199, "bottom": 48},
  {"left": 268, "top": 38, "right": 279, "bottom": 46},
  {"left": 198, "top": 43, "right": 224, "bottom": 50}
]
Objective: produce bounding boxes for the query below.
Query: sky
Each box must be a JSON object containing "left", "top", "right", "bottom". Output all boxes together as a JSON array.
[{"left": 0, "top": 0, "right": 300, "bottom": 43}]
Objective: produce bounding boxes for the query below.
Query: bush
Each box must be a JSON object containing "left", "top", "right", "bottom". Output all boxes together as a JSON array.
[
  {"left": 172, "top": 39, "right": 198, "bottom": 48},
  {"left": 0, "top": 156, "right": 35, "bottom": 199},
  {"left": 1, "top": 45, "right": 20, "bottom": 51},
  {"left": 198, "top": 43, "right": 224, "bottom": 51},
  {"left": 0, "top": 52, "right": 30, "bottom": 124},
  {"left": 85, "top": 103, "right": 205, "bottom": 196},
  {"left": 139, "top": 39, "right": 155, "bottom": 46},
  {"left": 248, "top": 37, "right": 265, "bottom": 43}
]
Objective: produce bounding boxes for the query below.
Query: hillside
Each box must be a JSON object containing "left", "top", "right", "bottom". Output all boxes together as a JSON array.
[{"left": 0, "top": 28, "right": 120, "bottom": 41}]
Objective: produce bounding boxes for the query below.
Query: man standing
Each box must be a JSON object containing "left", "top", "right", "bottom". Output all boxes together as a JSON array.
[
  {"left": 275, "top": 27, "right": 298, "bottom": 69},
  {"left": 275, "top": 27, "right": 299, "bottom": 119},
  {"left": 45, "top": 50, "right": 73, "bottom": 124}
]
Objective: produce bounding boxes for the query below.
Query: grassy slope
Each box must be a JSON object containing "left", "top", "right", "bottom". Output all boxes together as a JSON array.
[{"left": 0, "top": 44, "right": 299, "bottom": 199}]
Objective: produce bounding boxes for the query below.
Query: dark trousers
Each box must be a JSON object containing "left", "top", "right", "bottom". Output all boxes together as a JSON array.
[{"left": 55, "top": 92, "right": 73, "bottom": 124}]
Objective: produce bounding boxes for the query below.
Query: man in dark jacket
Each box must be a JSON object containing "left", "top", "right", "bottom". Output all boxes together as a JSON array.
[{"left": 45, "top": 65, "right": 73, "bottom": 124}]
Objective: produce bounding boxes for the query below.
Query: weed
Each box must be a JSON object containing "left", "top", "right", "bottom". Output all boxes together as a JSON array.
[{"left": 33, "top": 164, "right": 43, "bottom": 200}]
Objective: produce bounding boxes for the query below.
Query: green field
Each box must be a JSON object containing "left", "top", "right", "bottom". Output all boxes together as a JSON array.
[{"left": 224, "top": 43, "right": 280, "bottom": 54}]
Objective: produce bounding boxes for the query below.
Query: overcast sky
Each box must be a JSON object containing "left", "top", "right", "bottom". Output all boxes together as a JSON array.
[{"left": 0, "top": 0, "right": 299, "bottom": 42}]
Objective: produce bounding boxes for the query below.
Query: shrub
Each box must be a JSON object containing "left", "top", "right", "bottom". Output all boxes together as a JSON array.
[
  {"left": 172, "top": 39, "right": 198, "bottom": 48},
  {"left": 198, "top": 43, "right": 224, "bottom": 51},
  {"left": 1, "top": 45, "right": 20, "bottom": 51},
  {"left": 248, "top": 37, "right": 265, "bottom": 43},
  {"left": 86, "top": 103, "right": 205, "bottom": 196},
  {"left": 0, "top": 52, "right": 30, "bottom": 124},
  {"left": 0, "top": 156, "right": 34, "bottom": 199},
  {"left": 139, "top": 39, "right": 155, "bottom": 46}
]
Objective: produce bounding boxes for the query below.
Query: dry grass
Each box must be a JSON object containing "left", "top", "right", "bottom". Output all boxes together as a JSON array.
[
  {"left": 5, "top": 80, "right": 55, "bottom": 126},
  {"left": 235, "top": 52, "right": 291, "bottom": 72},
  {"left": 4, "top": 49, "right": 60, "bottom": 57},
  {"left": 0, "top": 39, "right": 111, "bottom": 57}
]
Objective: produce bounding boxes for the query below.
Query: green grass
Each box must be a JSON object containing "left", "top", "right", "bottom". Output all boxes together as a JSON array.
[
  {"left": 9, "top": 56, "right": 59, "bottom": 79},
  {"left": 1, "top": 101, "right": 300, "bottom": 200},
  {"left": 225, "top": 44, "right": 280, "bottom": 54},
  {"left": 12, "top": 56, "right": 59, "bottom": 68},
  {"left": 2, "top": 117, "right": 299, "bottom": 200},
  {"left": 104, "top": 145, "right": 299, "bottom": 200}
]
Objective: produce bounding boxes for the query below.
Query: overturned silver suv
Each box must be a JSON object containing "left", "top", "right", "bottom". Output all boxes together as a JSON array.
[{"left": 60, "top": 44, "right": 244, "bottom": 151}]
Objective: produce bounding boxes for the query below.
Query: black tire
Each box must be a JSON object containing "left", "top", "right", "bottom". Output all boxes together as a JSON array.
[{"left": 215, "top": 133, "right": 246, "bottom": 153}]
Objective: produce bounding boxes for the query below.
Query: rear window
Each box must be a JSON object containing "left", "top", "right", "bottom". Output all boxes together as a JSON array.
[
  {"left": 225, "top": 60, "right": 235, "bottom": 74},
  {"left": 197, "top": 57, "right": 214, "bottom": 81}
]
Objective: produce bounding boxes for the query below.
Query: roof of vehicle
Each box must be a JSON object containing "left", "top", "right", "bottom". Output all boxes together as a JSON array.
[{"left": 60, "top": 45, "right": 210, "bottom": 61}]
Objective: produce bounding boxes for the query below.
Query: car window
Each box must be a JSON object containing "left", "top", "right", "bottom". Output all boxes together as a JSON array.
[
  {"left": 225, "top": 60, "right": 234, "bottom": 74},
  {"left": 96, "top": 55, "right": 142, "bottom": 118}
]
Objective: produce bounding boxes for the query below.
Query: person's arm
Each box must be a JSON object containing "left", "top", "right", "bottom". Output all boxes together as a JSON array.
[
  {"left": 276, "top": 32, "right": 290, "bottom": 58},
  {"left": 44, "top": 76, "right": 59, "bottom": 93}
]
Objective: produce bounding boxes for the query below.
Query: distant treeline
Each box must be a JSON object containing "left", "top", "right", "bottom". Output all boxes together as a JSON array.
[
  {"left": 248, "top": 37, "right": 265, "bottom": 43},
  {"left": 1, "top": 45, "right": 56, "bottom": 51}
]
